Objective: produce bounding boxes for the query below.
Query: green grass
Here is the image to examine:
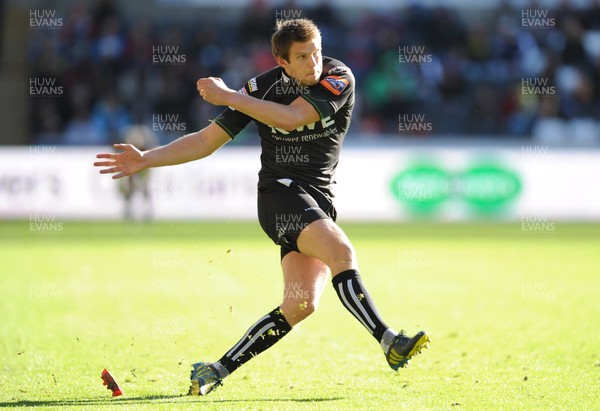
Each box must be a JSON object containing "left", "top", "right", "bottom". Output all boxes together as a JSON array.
[{"left": 1, "top": 221, "right": 599, "bottom": 410}]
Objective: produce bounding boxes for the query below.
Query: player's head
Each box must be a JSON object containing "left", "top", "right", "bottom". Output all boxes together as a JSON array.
[{"left": 271, "top": 18, "right": 322, "bottom": 86}]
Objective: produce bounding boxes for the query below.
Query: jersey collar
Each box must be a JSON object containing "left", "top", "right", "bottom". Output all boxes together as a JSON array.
[{"left": 281, "top": 69, "right": 292, "bottom": 85}]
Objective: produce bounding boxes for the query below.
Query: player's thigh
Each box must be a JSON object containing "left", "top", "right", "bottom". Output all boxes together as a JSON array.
[
  {"left": 257, "top": 180, "right": 333, "bottom": 253},
  {"left": 281, "top": 251, "right": 330, "bottom": 305},
  {"left": 296, "top": 218, "right": 357, "bottom": 271}
]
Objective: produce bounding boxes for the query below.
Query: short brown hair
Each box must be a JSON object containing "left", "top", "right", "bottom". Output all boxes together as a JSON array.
[{"left": 271, "top": 18, "right": 321, "bottom": 62}]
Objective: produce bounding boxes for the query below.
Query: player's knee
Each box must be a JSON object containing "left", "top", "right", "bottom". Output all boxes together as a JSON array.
[
  {"left": 296, "top": 299, "right": 318, "bottom": 322},
  {"left": 329, "top": 240, "right": 356, "bottom": 269},
  {"left": 302, "top": 298, "right": 318, "bottom": 316},
  {"left": 287, "top": 294, "right": 319, "bottom": 313},
  {"left": 341, "top": 241, "right": 356, "bottom": 260},
  {"left": 281, "top": 296, "right": 318, "bottom": 324}
]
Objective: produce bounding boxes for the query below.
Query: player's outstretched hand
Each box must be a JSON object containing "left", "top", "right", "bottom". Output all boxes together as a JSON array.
[
  {"left": 197, "top": 77, "right": 235, "bottom": 106},
  {"left": 94, "top": 143, "right": 145, "bottom": 179}
]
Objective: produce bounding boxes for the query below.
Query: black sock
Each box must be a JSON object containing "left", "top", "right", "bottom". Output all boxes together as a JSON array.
[
  {"left": 332, "top": 269, "right": 390, "bottom": 342},
  {"left": 217, "top": 307, "right": 292, "bottom": 375}
]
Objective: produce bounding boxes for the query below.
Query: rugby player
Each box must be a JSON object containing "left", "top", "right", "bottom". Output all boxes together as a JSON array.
[{"left": 94, "top": 18, "right": 429, "bottom": 396}]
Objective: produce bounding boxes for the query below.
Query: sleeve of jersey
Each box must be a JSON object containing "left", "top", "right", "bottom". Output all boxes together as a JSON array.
[
  {"left": 301, "top": 68, "right": 354, "bottom": 119},
  {"left": 211, "top": 85, "right": 253, "bottom": 140}
]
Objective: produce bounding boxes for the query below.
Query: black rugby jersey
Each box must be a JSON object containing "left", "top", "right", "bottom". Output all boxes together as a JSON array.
[{"left": 212, "top": 56, "right": 355, "bottom": 198}]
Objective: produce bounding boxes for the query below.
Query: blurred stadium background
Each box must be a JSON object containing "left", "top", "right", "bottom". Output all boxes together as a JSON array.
[
  {"left": 1, "top": 0, "right": 599, "bottom": 223},
  {"left": 2, "top": 4, "right": 598, "bottom": 408}
]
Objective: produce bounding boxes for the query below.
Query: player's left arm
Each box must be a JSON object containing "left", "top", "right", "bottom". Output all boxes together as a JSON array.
[{"left": 197, "top": 77, "right": 319, "bottom": 132}]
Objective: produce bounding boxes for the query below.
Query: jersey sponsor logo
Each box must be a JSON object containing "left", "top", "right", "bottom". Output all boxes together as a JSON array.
[
  {"left": 270, "top": 115, "right": 335, "bottom": 135},
  {"left": 327, "top": 66, "right": 348, "bottom": 76},
  {"left": 248, "top": 77, "right": 258, "bottom": 92},
  {"left": 237, "top": 87, "right": 247, "bottom": 94},
  {"left": 319, "top": 76, "right": 349, "bottom": 95}
]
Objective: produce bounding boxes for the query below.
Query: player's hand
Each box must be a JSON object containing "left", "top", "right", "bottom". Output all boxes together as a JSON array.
[
  {"left": 196, "top": 77, "right": 235, "bottom": 106},
  {"left": 94, "top": 144, "right": 146, "bottom": 179}
]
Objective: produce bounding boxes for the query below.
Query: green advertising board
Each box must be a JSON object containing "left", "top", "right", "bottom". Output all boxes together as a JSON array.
[{"left": 390, "top": 160, "right": 522, "bottom": 214}]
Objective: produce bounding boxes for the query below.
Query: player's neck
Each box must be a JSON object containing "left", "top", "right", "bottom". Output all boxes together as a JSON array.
[{"left": 281, "top": 69, "right": 306, "bottom": 87}]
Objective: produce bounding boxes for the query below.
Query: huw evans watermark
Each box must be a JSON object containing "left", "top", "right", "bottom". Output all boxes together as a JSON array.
[
  {"left": 30, "top": 10, "right": 63, "bottom": 28},
  {"left": 398, "top": 45, "right": 432, "bottom": 64},
  {"left": 276, "top": 78, "right": 309, "bottom": 96},
  {"left": 521, "top": 214, "right": 556, "bottom": 232},
  {"left": 283, "top": 282, "right": 310, "bottom": 300},
  {"left": 398, "top": 250, "right": 433, "bottom": 268},
  {"left": 152, "top": 249, "right": 187, "bottom": 269},
  {"left": 395, "top": 180, "right": 433, "bottom": 201},
  {"left": 521, "top": 145, "right": 554, "bottom": 160},
  {"left": 521, "top": 78, "right": 556, "bottom": 97},
  {"left": 275, "top": 145, "right": 309, "bottom": 166},
  {"left": 29, "top": 214, "right": 63, "bottom": 232},
  {"left": 521, "top": 10, "right": 555, "bottom": 28},
  {"left": 152, "top": 318, "right": 185, "bottom": 337},
  {"left": 152, "top": 114, "right": 186, "bottom": 134},
  {"left": 30, "top": 78, "right": 63, "bottom": 97},
  {"left": 275, "top": 213, "right": 309, "bottom": 239},
  {"left": 150, "top": 181, "right": 188, "bottom": 201},
  {"left": 152, "top": 46, "right": 187, "bottom": 65},
  {"left": 29, "top": 145, "right": 63, "bottom": 161},
  {"left": 521, "top": 282, "right": 555, "bottom": 300},
  {"left": 398, "top": 114, "right": 433, "bottom": 134},
  {"left": 275, "top": 9, "right": 302, "bottom": 24},
  {"left": 29, "top": 282, "right": 64, "bottom": 299}
]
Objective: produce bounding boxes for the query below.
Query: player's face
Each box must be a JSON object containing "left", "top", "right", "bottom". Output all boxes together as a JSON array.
[{"left": 277, "top": 36, "right": 323, "bottom": 86}]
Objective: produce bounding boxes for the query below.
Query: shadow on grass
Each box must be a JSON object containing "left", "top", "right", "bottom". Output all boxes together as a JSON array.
[{"left": 0, "top": 394, "right": 345, "bottom": 408}]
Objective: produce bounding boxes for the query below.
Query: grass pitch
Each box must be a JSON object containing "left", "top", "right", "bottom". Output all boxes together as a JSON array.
[{"left": 0, "top": 221, "right": 598, "bottom": 410}]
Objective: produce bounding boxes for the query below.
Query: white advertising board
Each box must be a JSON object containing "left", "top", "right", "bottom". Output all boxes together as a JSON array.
[{"left": 1, "top": 146, "right": 599, "bottom": 221}]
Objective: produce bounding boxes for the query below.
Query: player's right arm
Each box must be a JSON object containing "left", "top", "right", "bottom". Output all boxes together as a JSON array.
[{"left": 94, "top": 122, "right": 231, "bottom": 179}]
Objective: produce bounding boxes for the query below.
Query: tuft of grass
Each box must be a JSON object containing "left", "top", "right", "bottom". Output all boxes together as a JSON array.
[{"left": 1, "top": 222, "right": 598, "bottom": 410}]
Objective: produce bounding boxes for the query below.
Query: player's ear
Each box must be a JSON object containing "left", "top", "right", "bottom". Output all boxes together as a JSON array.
[{"left": 274, "top": 54, "right": 289, "bottom": 68}]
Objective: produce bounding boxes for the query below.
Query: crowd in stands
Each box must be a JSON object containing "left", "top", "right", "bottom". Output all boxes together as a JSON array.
[{"left": 27, "top": 0, "right": 600, "bottom": 145}]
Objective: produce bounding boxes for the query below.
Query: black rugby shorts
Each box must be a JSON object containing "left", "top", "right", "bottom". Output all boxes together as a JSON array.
[{"left": 257, "top": 178, "right": 337, "bottom": 259}]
